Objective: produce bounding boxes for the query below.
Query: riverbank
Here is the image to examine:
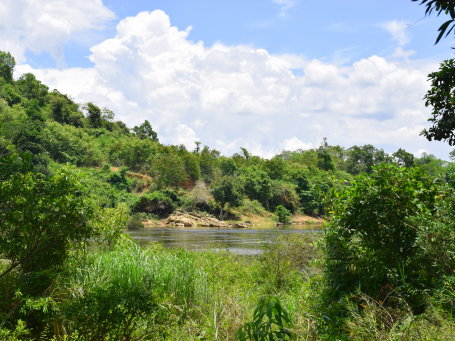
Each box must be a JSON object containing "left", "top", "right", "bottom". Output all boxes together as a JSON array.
[{"left": 142, "top": 211, "right": 324, "bottom": 229}]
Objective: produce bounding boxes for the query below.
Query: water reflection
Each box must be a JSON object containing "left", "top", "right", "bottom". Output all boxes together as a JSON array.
[{"left": 128, "top": 225, "right": 321, "bottom": 255}]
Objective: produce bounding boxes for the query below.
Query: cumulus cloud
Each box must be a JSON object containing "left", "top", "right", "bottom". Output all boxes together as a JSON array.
[
  {"left": 14, "top": 10, "right": 452, "bottom": 159},
  {"left": 0, "top": 0, "right": 114, "bottom": 64}
]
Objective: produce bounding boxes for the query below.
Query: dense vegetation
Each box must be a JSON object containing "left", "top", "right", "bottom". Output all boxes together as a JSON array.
[{"left": 0, "top": 2, "right": 454, "bottom": 336}]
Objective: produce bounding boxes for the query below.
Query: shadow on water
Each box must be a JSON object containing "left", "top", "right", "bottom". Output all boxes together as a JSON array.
[{"left": 127, "top": 223, "right": 322, "bottom": 255}]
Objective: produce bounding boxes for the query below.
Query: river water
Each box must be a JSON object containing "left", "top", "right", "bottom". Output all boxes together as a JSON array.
[{"left": 128, "top": 225, "right": 322, "bottom": 255}]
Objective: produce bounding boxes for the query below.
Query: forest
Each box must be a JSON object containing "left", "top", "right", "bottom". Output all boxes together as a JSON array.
[{"left": 1, "top": 1, "right": 455, "bottom": 339}]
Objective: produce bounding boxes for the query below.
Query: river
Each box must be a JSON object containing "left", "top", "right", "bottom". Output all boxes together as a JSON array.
[{"left": 128, "top": 224, "right": 322, "bottom": 255}]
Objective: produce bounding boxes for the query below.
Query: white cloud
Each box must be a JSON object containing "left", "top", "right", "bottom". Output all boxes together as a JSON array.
[
  {"left": 0, "top": 0, "right": 114, "bottom": 64},
  {"left": 382, "top": 20, "right": 410, "bottom": 46},
  {"left": 282, "top": 137, "right": 313, "bottom": 151},
  {"left": 381, "top": 20, "right": 417, "bottom": 60},
  {"left": 14, "top": 10, "right": 452, "bottom": 159},
  {"left": 272, "top": 0, "right": 296, "bottom": 18}
]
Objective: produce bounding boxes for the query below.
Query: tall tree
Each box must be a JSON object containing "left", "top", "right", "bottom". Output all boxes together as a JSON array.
[
  {"left": 84, "top": 102, "right": 103, "bottom": 128},
  {"left": 133, "top": 120, "right": 158, "bottom": 141},
  {"left": 0, "top": 51, "right": 15, "bottom": 83}
]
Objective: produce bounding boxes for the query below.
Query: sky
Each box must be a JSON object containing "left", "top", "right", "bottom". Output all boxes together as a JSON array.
[{"left": 1, "top": 0, "right": 454, "bottom": 159}]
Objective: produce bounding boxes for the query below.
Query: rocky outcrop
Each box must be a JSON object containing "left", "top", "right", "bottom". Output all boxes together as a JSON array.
[{"left": 165, "top": 210, "right": 249, "bottom": 228}]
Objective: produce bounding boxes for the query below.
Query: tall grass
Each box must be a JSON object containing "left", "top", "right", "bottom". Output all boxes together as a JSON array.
[{"left": 56, "top": 240, "right": 209, "bottom": 340}]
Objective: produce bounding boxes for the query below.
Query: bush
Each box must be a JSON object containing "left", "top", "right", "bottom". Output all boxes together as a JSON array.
[
  {"left": 274, "top": 205, "right": 291, "bottom": 224},
  {"left": 237, "top": 296, "right": 294, "bottom": 341},
  {"left": 126, "top": 213, "right": 144, "bottom": 230},
  {"left": 132, "top": 190, "right": 180, "bottom": 218},
  {"left": 269, "top": 181, "right": 300, "bottom": 213},
  {"left": 323, "top": 164, "right": 445, "bottom": 316}
]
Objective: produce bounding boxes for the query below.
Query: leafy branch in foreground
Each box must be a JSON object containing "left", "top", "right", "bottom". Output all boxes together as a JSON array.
[
  {"left": 421, "top": 59, "right": 455, "bottom": 145},
  {"left": 413, "top": 0, "right": 455, "bottom": 44}
]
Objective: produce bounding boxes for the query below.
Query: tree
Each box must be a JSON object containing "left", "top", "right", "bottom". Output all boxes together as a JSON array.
[
  {"left": 219, "top": 157, "right": 238, "bottom": 176},
  {"left": 392, "top": 148, "right": 415, "bottom": 167},
  {"left": 133, "top": 120, "right": 158, "bottom": 141},
  {"left": 48, "top": 90, "right": 83, "bottom": 126},
  {"left": 324, "top": 165, "right": 441, "bottom": 311},
  {"left": 0, "top": 51, "right": 15, "bottom": 83},
  {"left": 84, "top": 102, "right": 103, "bottom": 128},
  {"left": 317, "top": 138, "right": 335, "bottom": 171},
  {"left": 241, "top": 167, "right": 272, "bottom": 208},
  {"left": 0, "top": 84, "right": 21, "bottom": 106},
  {"left": 211, "top": 176, "right": 243, "bottom": 218},
  {"left": 346, "top": 144, "right": 390, "bottom": 174},
  {"left": 0, "top": 166, "right": 95, "bottom": 284},
  {"left": 194, "top": 141, "right": 201, "bottom": 154},
  {"left": 421, "top": 59, "right": 455, "bottom": 145},
  {"left": 16, "top": 73, "right": 49, "bottom": 106},
  {"left": 150, "top": 153, "right": 188, "bottom": 188},
  {"left": 450, "top": 148, "right": 455, "bottom": 161}
]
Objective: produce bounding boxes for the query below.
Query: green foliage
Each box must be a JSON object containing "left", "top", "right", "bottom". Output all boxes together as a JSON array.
[
  {"left": 199, "top": 145, "right": 219, "bottom": 181},
  {"left": 150, "top": 153, "right": 188, "bottom": 188},
  {"left": 0, "top": 84, "right": 21, "bottom": 106},
  {"left": 0, "top": 320, "right": 31, "bottom": 341},
  {"left": 257, "top": 233, "right": 318, "bottom": 292},
  {"left": 346, "top": 144, "right": 390, "bottom": 174},
  {"left": 182, "top": 151, "right": 201, "bottom": 182},
  {"left": 132, "top": 119, "right": 158, "bottom": 141},
  {"left": 47, "top": 91, "right": 84, "bottom": 126},
  {"left": 59, "top": 242, "right": 208, "bottom": 340},
  {"left": 264, "top": 157, "right": 287, "bottom": 180},
  {"left": 91, "top": 203, "right": 129, "bottom": 245},
  {"left": 237, "top": 296, "right": 294, "bottom": 341},
  {"left": 0, "top": 165, "right": 95, "bottom": 295},
  {"left": 0, "top": 51, "right": 15, "bottom": 83},
  {"left": 41, "top": 121, "right": 103, "bottom": 166},
  {"left": 324, "top": 164, "right": 444, "bottom": 313},
  {"left": 219, "top": 156, "right": 239, "bottom": 176},
  {"left": 269, "top": 180, "right": 300, "bottom": 213},
  {"left": 241, "top": 167, "right": 272, "bottom": 208},
  {"left": 211, "top": 175, "right": 243, "bottom": 217},
  {"left": 84, "top": 102, "right": 103, "bottom": 128},
  {"left": 413, "top": 0, "right": 455, "bottom": 44},
  {"left": 274, "top": 205, "right": 291, "bottom": 224},
  {"left": 421, "top": 59, "right": 455, "bottom": 145},
  {"left": 317, "top": 138, "right": 335, "bottom": 171},
  {"left": 132, "top": 190, "right": 180, "bottom": 218},
  {"left": 126, "top": 213, "right": 145, "bottom": 230},
  {"left": 110, "top": 136, "right": 158, "bottom": 171},
  {"left": 16, "top": 73, "right": 48, "bottom": 106},
  {"left": 392, "top": 148, "right": 415, "bottom": 167},
  {"left": 184, "top": 180, "right": 213, "bottom": 211}
]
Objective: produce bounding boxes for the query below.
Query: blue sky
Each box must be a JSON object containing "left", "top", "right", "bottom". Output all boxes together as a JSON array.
[
  {"left": 28, "top": 0, "right": 453, "bottom": 68},
  {"left": 2, "top": 0, "right": 454, "bottom": 159}
]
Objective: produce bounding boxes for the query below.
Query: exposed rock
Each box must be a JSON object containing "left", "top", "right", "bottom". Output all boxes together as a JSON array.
[{"left": 165, "top": 210, "right": 249, "bottom": 228}]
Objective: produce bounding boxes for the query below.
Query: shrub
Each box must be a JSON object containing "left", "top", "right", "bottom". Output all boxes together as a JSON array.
[
  {"left": 126, "top": 213, "right": 144, "bottom": 230},
  {"left": 269, "top": 181, "right": 300, "bottom": 213},
  {"left": 237, "top": 296, "right": 294, "bottom": 341},
  {"left": 275, "top": 205, "right": 291, "bottom": 224},
  {"left": 323, "top": 164, "right": 444, "bottom": 315},
  {"left": 132, "top": 190, "right": 180, "bottom": 218}
]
